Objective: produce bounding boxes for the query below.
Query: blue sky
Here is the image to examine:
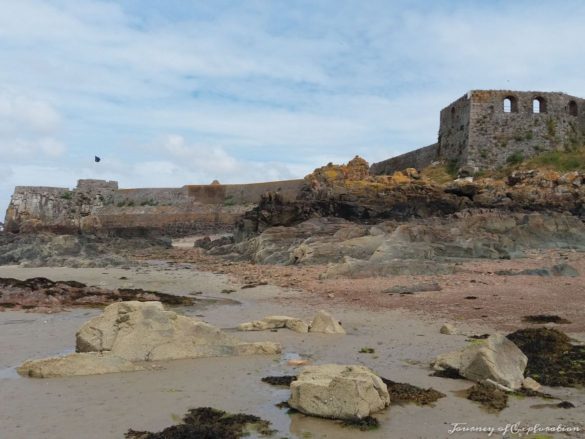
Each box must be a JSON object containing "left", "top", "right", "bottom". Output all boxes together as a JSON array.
[{"left": 1, "top": 0, "right": 585, "bottom": 213}]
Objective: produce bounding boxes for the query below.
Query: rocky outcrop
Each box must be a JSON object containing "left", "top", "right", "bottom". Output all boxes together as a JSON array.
[
  {"left": 19, "top": 301, "right": 280, "bottom": 377},
  {"left": 238, "top": 310, "right": 345, "bottom": 334},
  {"left": 18, "top": 353, "right": 143, "bottom": 378},
  {"left": 0, "top": 277, "right": 195, "bottom": 311},
  {"left": 235, "top": 159, "right": 463, "bottom": 241},
  {"left": 433, "top": 334, "right": 528, "bottom": 390},
  {"left": 309, "top": 310, "right": 346, "bottom": 334},
  {"left": 238, "top": 316, "right": 309, "bottom": 333},
  {"left": 76, "top": 301, "right": 280, "bottom": 362},
  {"left": 226, "top": 208, "right": 585, "bottom": 278},
  {"left": 288, "top": 364, "right": 390, "bottom": 420},
  {"left": 236, "top": 158, "right": 585, "bottom": 243},
  {"left": 0, "top": 232, "right": 170, "bottom": 267}
]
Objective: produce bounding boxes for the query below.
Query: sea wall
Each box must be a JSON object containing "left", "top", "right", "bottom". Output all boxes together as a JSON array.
[{"left": 4, "top": 179, "right": 304, "bottom": 236}]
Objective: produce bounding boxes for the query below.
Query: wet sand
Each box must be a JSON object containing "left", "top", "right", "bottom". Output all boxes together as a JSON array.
[{"left": 0, "top": 264, "right": 584, "bottom": 438}]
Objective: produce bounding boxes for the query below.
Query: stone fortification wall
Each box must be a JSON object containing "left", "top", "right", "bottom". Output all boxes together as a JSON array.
[
  {"left": 369, "top": 143, "right": 438, "bottom": 175},
  {"left": 465, "top": 90, "right": 585, "bottom": 169},
  {"left": 371, "top": 89, "right": 585, "bottom": 175},
  {"left": 437, "top": 93, "right": 472, "bottom": 166},
  {"left": 4, "top": 179, "right": 304, "bottom": 236}
]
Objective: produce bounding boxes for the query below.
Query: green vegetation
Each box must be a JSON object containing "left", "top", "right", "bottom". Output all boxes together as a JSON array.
[
  {"left": 420, "top": 163, "right": 455, "bottom": 183},
  {"left": 224, "top": 195, "right": 236, "bottom": 206},
  {"left": 60, "top": 191, "right": 73, "bottom": 200},
  {"left": 546, "top": 117, "right": 557, "bottom": 138},
  {"left": 526, "top": 146, "right": 585, "bottom": 172},
  {"left": 445, "top": 159, "right": 459, "bottom": 177},
  {"left": 140, "top": 199, "right": 158, "bottom": 206},
  {"left": 506, "top": 151, "right": 524, "bottom": 165}
]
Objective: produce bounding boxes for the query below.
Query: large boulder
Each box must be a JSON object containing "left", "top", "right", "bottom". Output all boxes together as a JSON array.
[
  {"left": 17, "top": 353, "right": 143, "bottom": 378},
  {"left": 289, "top": 364, "right": 390, "bottom": 420},
  {"left": 309, "top": 310, "right": 346, "bottom": 334},
  {"left": 76, "top": 301, "right": 281, "bottom": 362},
  {"left": 238, "top": 315, "right": 309, "bottom": 333},
  {"left": 433, "top": 334, "right": 527, "bottom": 389}
]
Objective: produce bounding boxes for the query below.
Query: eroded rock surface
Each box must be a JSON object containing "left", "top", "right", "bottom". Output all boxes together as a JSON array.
[
  {"left": 288, "top": 364, "right": 390, "bottom": 420},
  {"left": 18, "top": 353, "right": 143, "bottom": 378},
  {"left": 19, "top": 301, "right": 280, "bottom": 377},
  {"left": 433, "top": 334, "right": 528, "bottom": 390},
  {"left": 76, "top": 301, "right": 280, "bottom": 362},
  {"left": 235, "top": 157, "right": 585, "bottom": 244},
  {"left": 238, "top": 315, "right": 309, "bottom": 333},
  {"left": 0, "top": 232, "right": 170, "bottom": 267},
  {"left": 224, "top": 208, "right": 585, "bottom": 278},
  {"left": 0, "top": 277, "right": 195, "bottom": 311},
  {"left": 309, "top": 310, "right": 346, "bottom": 334}
]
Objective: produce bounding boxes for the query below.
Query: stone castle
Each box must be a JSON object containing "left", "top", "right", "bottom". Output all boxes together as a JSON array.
[
  {"left": 371, "top": 90, "right": 585, "bottom": 175},
  {"left": 5, "top": 89, "right": 585, "bottom": 235}
]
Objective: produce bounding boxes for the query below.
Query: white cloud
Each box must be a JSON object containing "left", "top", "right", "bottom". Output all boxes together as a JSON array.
[
  {"left": 1, "top": 0, "right": 585, "bottom": 214},
  {"left": 0, "top": 94, "right": 61, "bottom": 134},
  {"left": 0, "top": 92, "right": 65, "bottom": 160}
]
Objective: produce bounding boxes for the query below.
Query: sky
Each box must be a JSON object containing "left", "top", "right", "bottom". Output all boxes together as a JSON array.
[{"left": 1, "top": 0, "right": 585, "bottom": 214}]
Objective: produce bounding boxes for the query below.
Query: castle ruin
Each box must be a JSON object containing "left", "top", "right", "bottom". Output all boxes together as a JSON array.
[
  {"left": 6, "top": 89, "right": 585, "bottom": 236},
  {"left": 371, "top": 90, "right": 585, "bottom": 175}
]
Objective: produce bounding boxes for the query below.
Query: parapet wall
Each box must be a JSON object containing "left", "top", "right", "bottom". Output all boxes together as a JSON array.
[
  {"left": 4, "top": 179, "right": 304, "bottom": 236},
  {"left": 370, "top": 143, "right": 438, "bottom": 175}
]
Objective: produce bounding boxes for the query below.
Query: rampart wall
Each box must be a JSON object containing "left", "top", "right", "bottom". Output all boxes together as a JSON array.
[
  {"left": 369, "top": 143, "right": 438, "bottom": 175},
  {"left": 4, "top": 179, "right": 304, "bottom": 236}
]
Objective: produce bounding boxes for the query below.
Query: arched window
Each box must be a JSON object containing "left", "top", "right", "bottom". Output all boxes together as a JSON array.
[
  {"left": 503, "top": 96, "right": 518, "bottom": 113},
  {"left": 533, "top": 97, "right": 546, "bottom": 113},
  {"left": 569, "top": 100, "right": 578, "bottom": 116}
]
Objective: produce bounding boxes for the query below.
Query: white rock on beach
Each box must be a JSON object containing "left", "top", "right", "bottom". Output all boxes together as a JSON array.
[
  {"left": 522, "top": 377, "right": 542, "bottom": 392},
  {"left": 289, "top": 364, "right": 390, "bottom": 420},
  {"left": 76, "top": 301, "right": 281, "bottom": 362},
  {"left": 433, "top": 333, "right": 527, "bottom": 390},
  {"left": 19, "top": 301, "right": 281, "bottom": 378},
  {"left": 309, "top": 310, "right": 346, "bottom": 334},
  {"left": 17, "top": 352, "right": 144, "bottom": 378},
  {"left": 238, "top": 315, "right": 309, "bottom": 333}
]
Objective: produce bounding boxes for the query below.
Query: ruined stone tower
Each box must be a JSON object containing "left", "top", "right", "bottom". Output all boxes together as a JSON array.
[{"left": 371, "top": 90, "right": 585, "bottom": 175}]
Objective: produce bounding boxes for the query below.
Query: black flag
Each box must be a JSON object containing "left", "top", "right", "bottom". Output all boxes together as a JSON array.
[{"left": 95, "top": 156, "right": 101, "bottom": 163}]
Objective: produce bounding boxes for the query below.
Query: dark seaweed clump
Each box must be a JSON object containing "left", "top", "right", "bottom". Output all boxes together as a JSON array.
[
  {"left": 507, "top": 328, "right": 585, "bottom": 387},
  {"left": 468, "top": 334, "right": 490, "bottom": 340},
  {"left": 0, "top": 276, "right": 196, "bottom": 308},
  {"left": 381, "top": 378, "right": 445, "bottom": 405},
  {"left": 522, "top": 314, "right": 571, "bottom": 324},
  {"left": 467, "top": 383, "right": 508, "bottom": 412},
  {"left": 341, "top": 416, "right": 379, "bottom": 431},
  {"left": 125, "top": 407, "right": 275, "bottom": 439},
  {"left": 431, "top": 367, "right": 463, "bottom": 379},
  {"left": 261, "top": 375, "right": 297, "bottom": 386}
]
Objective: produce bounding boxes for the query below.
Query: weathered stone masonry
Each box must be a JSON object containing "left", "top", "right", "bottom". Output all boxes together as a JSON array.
[
  {"left": 371, "top": 90, "right": 585, "bottom": 175},
  {"left": 4, "top": 179, "right": 303, "bottom": 235}
]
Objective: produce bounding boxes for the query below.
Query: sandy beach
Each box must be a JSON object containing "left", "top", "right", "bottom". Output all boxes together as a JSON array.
[{"left": 1, "top": 263, "right": 583, "bottom": 439}]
